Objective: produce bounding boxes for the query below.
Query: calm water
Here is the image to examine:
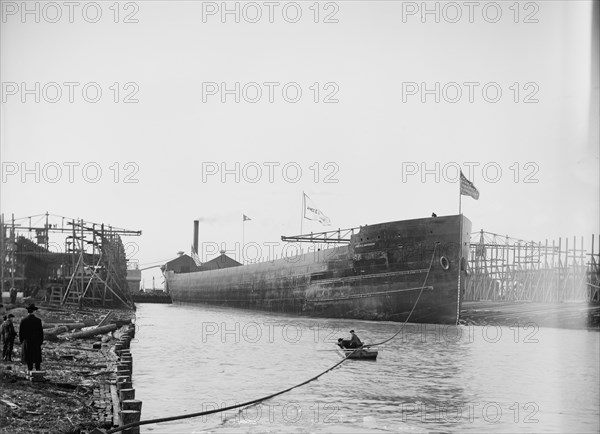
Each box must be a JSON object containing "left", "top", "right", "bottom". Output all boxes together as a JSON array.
[{"left": 131, "top": 303, "right": 599, "bottom": 433}]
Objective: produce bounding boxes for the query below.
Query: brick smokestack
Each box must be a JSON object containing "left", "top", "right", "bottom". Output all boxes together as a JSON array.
[{"left": 193, "top": 220, "right": 199, "bottom": 254}]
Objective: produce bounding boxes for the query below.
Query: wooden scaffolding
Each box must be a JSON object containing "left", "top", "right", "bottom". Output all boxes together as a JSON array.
[
  {"left": 465, "top": 231, "right": 599, "bottom": 303},
  {"left": 0, "top": 212, "right": 141, "bottom": 308}
]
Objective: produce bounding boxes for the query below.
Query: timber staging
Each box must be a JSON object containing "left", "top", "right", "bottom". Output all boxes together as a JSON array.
[{"left": 460, "top": 231, "right": 600, "bottom": 329}]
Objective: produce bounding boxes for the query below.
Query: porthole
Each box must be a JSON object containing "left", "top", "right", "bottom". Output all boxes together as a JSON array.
[{"left": 440, "top": 256, "right": 450, "bottom": 270}]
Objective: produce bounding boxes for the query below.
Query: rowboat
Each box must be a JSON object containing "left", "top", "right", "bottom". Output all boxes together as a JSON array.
[{"left": 338, "top": 347, "right": 379, "bottom": 360}]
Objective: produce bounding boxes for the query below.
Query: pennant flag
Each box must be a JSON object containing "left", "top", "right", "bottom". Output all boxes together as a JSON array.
[
  {"left": 304, "top": 193, "right": 332, "bottom": 226},
  {"left": 460, "top": 171, "right": 480, "bottom": 200},
  {"left": 243, "top": 214, "right": 251, "bottom": 221},
  {"left": 190, "top": 244, "right": 201, "bottom": 266}
]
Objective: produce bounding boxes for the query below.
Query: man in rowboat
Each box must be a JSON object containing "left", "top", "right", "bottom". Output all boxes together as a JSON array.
[
  {"left": 336, "top": 330, "right": 364, "bottom": 349},
  {"left": 348, "top": 330, "right": 363, "bottom": 348}
]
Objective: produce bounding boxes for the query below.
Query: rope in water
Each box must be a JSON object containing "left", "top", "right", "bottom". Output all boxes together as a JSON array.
[
  {"left": 366, "top": 242, "right": 439, "bottom": 348},
  {"left": 106, "top": 244, "right": 439, "bottom": 434}
]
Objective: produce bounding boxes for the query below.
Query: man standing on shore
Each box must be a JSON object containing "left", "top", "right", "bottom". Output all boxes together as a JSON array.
[
  {"left": 2, "top": 314, "right": 17, "bottom": 361},
  {"left": 19, "top": 304, "right": 44, "bottom": 371},
  {"left": 9, "top": 288, "right": 17, "bottom": 304}
]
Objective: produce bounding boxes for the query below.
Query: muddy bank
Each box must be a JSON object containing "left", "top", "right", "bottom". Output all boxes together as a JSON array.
[{"left": 0, "top": 304, "right": 135, "bottom": 434}]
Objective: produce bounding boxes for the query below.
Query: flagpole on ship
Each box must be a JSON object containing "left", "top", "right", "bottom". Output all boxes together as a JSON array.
[
  {"left": 300, "top": 191, "right": 304, "bottom": 235},
  {"left": 458, "top": 171, "right": 465, "bottom": 257},
  {"left": 458, "top": 172, "right": 462, "bottom": 216},
  {"left": 459, "top": 171, "right": 464, "bottom": 254},
  {"left": 300, "top": 192, "right": 305, "bottom": 255},
  {"left": 457, "top": 172, "right": 463, "bottom": 325},
  {"left": 242, "top": 214, "right": 245, "bottom": 265}
]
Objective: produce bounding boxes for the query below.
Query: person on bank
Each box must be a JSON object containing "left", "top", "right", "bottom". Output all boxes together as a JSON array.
[
  {"left": 9, "top": 287, "right": 17, "bottom": 304},
  {"left": 2, "top": 314, "right": 17, "bottom": 361},
  {"left": 20, "top": 304, "right": 44, "bottom": 371},
  {"left": 348, "top": 330, "right": 363, "bottom": 348}
]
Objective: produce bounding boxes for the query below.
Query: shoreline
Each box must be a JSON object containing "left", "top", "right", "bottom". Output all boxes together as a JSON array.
[{"left": 0, "top": 303, "right": 136, "bottom": 434}]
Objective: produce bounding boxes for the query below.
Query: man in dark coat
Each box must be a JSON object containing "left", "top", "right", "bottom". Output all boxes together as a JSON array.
[
  {"left": 348, "top": 330, "right": 363, "bottom": 348},
  {"left": 2, "top": 314, "right": 17, "bottom": 361},
  {"left": 9, "top": 287, "right": 17, "bottom": 304},
  {"left": 19, "top": 304, "right": 44, "bottom": 371}
]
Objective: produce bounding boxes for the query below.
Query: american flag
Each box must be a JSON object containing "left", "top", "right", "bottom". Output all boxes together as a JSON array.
[{"left": 460, "top": 171, "right": 480, "bottom": 200}]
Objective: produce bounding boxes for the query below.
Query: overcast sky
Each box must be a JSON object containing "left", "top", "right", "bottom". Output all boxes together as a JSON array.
[{"left": 1, "top": 1, "right": 598, "bottom": 287}]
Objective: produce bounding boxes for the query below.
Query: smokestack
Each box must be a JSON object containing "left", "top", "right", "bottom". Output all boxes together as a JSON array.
[{"left": 193, "top": 220, "right": 199, "bottom": 254}]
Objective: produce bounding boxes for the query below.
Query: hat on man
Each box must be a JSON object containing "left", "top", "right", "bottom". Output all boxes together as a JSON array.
[
  {"left": 350, "top": 330, "right": 355, "bottom": 333},
  {"left": 26, "top": 303, "right": 39, "bottom": 313}
]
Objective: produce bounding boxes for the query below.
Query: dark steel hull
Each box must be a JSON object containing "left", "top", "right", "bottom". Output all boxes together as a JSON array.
[{"left": 165, "top": 215, "right": 471, "bottom": 325}]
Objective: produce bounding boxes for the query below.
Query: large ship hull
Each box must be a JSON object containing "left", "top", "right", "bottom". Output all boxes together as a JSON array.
[{"left": 165, "top": 215, "right": 471, "bottom": 324}]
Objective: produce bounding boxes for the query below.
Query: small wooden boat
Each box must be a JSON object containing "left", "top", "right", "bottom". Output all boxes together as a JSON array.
[{"left": 338, "top": 346, "right": 379, "bottom": 360}]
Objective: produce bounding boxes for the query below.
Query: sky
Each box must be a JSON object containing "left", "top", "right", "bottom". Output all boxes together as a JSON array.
[{"left": 1, "top": 0, "right": 598, "bottom": 288}]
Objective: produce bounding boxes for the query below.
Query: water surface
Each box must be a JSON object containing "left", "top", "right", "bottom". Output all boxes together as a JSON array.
[{"left": 131, "top": 303, "right": 599, "bottom": 433}]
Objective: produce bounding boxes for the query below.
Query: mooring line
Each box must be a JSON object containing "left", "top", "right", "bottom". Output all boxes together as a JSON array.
[
  {"left": 105, "top": 244, "right": 439, "bottom": 434},
  {"left": 366, "top": 243, "right": 438, "bottom": 348}
]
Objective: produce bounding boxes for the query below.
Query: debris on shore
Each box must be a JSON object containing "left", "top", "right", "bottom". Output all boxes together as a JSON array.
[{"left": 0, "top": 304, "right": 135, "bottom": 434}]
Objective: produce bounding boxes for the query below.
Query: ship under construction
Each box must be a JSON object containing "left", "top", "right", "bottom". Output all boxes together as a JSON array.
[{"left": 164, "top": 214, "right": 472, "bottom": 325}]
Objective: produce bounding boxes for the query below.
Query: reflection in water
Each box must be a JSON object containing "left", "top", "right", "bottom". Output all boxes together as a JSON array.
[{"left": 132, "top": 304, "right": 599, "bottom": 433}]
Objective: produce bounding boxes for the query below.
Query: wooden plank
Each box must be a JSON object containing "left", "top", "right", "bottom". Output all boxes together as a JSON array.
[
  {"left": 68, "top": 324, "right": 117, "bottom": 339},
  {"left": 110, "top": 384, "right": 121, "bottom": 427},
  {"left": 0, "top": 398, "right": 20, "bottom": 410},
  {"left": 97, "top": 311, "right": 114, "bottom": 328}
]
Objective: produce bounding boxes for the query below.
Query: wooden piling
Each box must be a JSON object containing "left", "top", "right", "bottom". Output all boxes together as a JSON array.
[
  {"left": 118, "top": 365, "right": 133, "bottom": 375},
  {"left": 116, "top": 374, "right": 131, "bottom": 383},
  {"left": 119, "top": 409, "right": 141, "bottom": 434},
  {"left": 118, "top": 361, "right": 132, "bottom": 371},
  {"left": 119, "top": 388, "right": 135, "bottom": 402},
  {"left": 117, "top": 380, "right": 133, "bottom": 391},
  {"left": 117, "top": 370, "right": 132, "bottom": 380},
  {"left": 117, "top": 360, "right": 132, "bottom": 369},
  {"left": 122, "top": 399, "right": 142, "bottom": 412}
]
